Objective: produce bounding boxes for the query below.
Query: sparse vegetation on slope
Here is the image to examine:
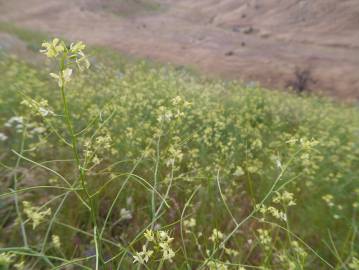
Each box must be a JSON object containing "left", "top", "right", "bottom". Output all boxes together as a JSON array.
[
  {"left": 0, "top": 39, "right": 358, "bottom": 269},
  {"left": 100, "top": 0, "right": 163, "bottom": 17}
]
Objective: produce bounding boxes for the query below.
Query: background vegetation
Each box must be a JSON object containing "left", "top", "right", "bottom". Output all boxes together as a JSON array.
[{"left": 0, "top": 34, "right": 358, "bottom": 269}]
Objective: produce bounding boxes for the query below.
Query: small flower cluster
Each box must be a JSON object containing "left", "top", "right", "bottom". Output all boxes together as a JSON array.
[
  {"left": 5, "top": 116, "right": 24, "bottom": 133},
  {"left": 40, "top": 38, "right": 90, "bottom": 88},
  {"left": 50, "top": 68, "right": 73, "bottom": 88},
  {"left": 207, "top": 260, "right": 229, "bottom": 270},
  {"left": 183, "top": 218, "right": 196, "bottom": 233},
  {"left": 322, "top": 194, "right": 334, "bottom": 207},
  {"left": 291, "top": 240, "right": 308, "bottom": 261},
  {"left": 156, "top": 96, "right": 190, "bottom": 123},
  {"left": 349, "top": 257, "right": 359, "bottom": 270},
  {"left": 256, "top": 229, "right": 272, "bottom": 251},
  {"left": 132, "top": 245, "right": 153, "bottom": 264},
  {"left": 21, "top": 98, "right": 53, "bottom": 117},
  {"left": 0, "top": 252, "right": 14, "bottom": 268},
  {"left": 40, "top": 38, "right": 64, "bottom": 58},
  {"left": 256, "top": 204, "right": 287, "bottom": 222},
  {"left": 273, "top": 191, "right": 296, "bottom": 206},
  {"left": 232, "top": 166, "right": 245, "bottom": 177},
  {"left": 52, "top": 234, "right": 61, "bottom": 249},
  {"left": 209, "top": 228, "right": 224, "bottom": 243},
  {"left": 256, "top": 191, "right": 296, "bottom": 222},
  {"left": 83, "top": 133, "right": 112, "bottom": 166},
  {"left": 133, "top": 230, "right": 175, "bottom": 264},
  {"left": 22, "top": 201, "right": 51, "bottom": 229},
  {"left": 166, "top": 144, "right": 184, "bottom": 167}
]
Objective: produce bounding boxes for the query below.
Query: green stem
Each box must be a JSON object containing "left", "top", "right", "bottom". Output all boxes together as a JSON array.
[
  {"left": 58, "top": 55, "right": 103, "bottom": 266},
  {"left": 151, "top": 134, "right": 161, "bottom": 224},
  {"left": 157, "top": 259, "right": 164, "bottom": 270},
  {"left": 13, "top": 126, "right": 28, "bottom": 247}
]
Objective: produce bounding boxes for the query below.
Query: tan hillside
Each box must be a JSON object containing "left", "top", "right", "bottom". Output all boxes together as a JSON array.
[{"left": 1, "top": 0, "right": 358, "bottom": 99}]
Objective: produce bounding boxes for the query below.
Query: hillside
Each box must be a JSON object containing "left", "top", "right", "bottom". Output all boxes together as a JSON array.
[
  {"left": 0, "top": 37, "right": 358, "bottom": 268},
  {"left": 182, "top": 0, "right": 359, "bottom": 37},
  {"left": 0, "top": 0, "right": 359, "bottom": 99},
  {"left": 1, "top": 3, "right": 359, "bottom": 269}
]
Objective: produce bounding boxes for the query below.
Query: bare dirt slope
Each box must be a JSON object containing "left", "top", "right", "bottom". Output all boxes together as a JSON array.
[{"left": 1, "top": 0, "right": 359, "bottom": 100}]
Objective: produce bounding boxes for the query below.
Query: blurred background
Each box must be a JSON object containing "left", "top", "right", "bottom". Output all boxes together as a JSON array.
[{"left": 1, "top": 0, "right": 359, "bottom": 100}]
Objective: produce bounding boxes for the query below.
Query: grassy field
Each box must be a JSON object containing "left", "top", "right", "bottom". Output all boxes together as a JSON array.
[{"left": 0, "top": 35, "right": 358, "bottom": 270}]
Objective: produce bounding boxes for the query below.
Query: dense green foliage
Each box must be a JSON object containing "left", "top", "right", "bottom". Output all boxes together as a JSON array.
[{"left": 0, "top": 44, "right": 358, "bottom": 269}]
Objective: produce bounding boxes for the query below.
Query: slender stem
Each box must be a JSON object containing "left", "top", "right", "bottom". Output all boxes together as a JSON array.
[
  {"left": 157, "top": 259, "right": 164, "bottom": 270},
  {"left": 100, "top": 155, "right": 143, "bottom": 237},
  {"left": 41, "top": 192, "right": 69, "bottom": 254},
  {"left": 245, "top": 140, "right": 255, "bottom": 203},
  {"left": 13, "top": 126, "right": 28, "bottom": 247},
  {"left": 198, "top": 149, "right": 304, "bottom": 269},
  {"left": 151, "top": 133, "right": 161, "bottom": 224},
  {"left": 58, "top": 54, "right": 103, "bottom": 266}
]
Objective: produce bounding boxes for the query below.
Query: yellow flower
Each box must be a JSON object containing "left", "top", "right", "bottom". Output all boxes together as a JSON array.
[
  {"left": 144, "top": 229, "right": 155, "bottom": 242},
  {"left": 40, "top": 38, "right": 64, "bottom": 58},
  {"left": 70, "top": 41, "right": 86, "bottom": 53},
  {"left": 209, "top": 228, "right": 224, "bottom": 243}
]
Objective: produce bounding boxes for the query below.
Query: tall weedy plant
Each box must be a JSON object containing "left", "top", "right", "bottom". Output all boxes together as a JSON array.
[{"left": 39, "top": 39, "right": 105, "bottom": 267}]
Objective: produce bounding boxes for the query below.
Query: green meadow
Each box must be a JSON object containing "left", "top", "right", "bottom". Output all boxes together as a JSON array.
[{"left": 0, "top": 32, "right": 358, "bottom": 269}]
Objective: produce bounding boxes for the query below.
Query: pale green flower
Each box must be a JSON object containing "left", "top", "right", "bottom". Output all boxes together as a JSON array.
[
  {"left": 70, "top": 41, "right": 86, "bottom": 53},
  {"left": 52, "top": 234, "right": 61, "bottom": 249},
  {"left": 133, "top": 245, "right": 153, "bottom": 264},
  {"left": 233, "top": 166, "right": 245, "bottom": 177},
  {"left": 208, "top": 261, "right": 228, "bottom": 270},
  {"left": 50, "top": 68, "right": 72, "bottom": 87},
  {"left": 159, "top": 242, "right": 175, "bottom": 262},
  {"left": 0, "top": 252, "right": 14, "bottom": 269},
  {"left": 14, "top": 260, "right": 25, "bottom": 270},
  {"left": 183, "top": 218, "right": 196, "bottom": 228},
  {"left": 322, "top": 194, "right": 334, "bottom": 207},
  {"left": 144, "top": 229, "right": 155, "bottom": 242},
  {"left": 349, "top": 257, "right": 359, "bottom": 270},
  {"left": 209, "top": 228, "right": 224, "bottom": 243},
  {"left": 23, "top": 201, "right": 51, "bottom": 229},
  {"left": 273, "top": 191, "right": 296, "bottom": 206},
  {"left": 156, "top": 230, "right": 173, "bottom": 243},
  {"left": 40, "top": 38, "right": 64, "bottom": 58},
  {"left": 75, "top": 51, "right": 90, "bottom": 71}
]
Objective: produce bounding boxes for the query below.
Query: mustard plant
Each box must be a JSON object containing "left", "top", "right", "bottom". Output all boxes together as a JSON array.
[
  {"left": 40, "top": 38, "right": 105, "bottom": 268},
  {"left": 0, "top": 37, "right": 358, "bottom": 269}
]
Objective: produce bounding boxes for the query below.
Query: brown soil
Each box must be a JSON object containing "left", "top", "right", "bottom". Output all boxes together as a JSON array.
[{"left": 1, "top": 0, "right": 359, "bottom": 100}]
